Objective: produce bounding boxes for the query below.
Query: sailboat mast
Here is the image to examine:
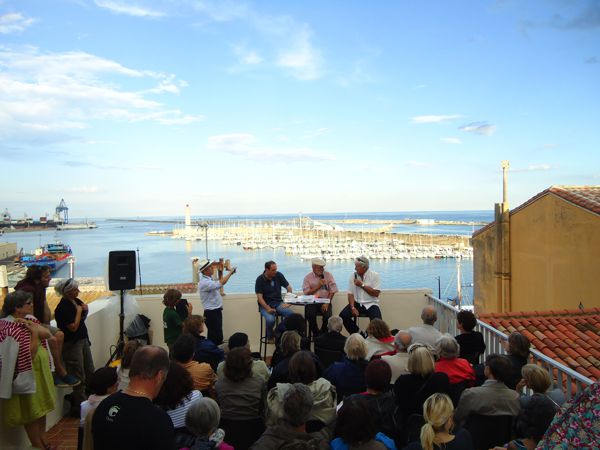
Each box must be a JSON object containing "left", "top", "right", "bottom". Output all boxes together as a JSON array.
[{"left": 457, "top": 255, "right": 462, "bottom": 308}]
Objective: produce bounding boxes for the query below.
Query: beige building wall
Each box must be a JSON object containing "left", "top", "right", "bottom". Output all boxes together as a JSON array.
[
  {"left": 474, "top": 193, "right": 600, "bottom": 314},
  {"left": 0, "top": 242, "right": 17, "bottom": 260},
  {"left": 510, "top": 195, "right": 600, "bottom": 312}
]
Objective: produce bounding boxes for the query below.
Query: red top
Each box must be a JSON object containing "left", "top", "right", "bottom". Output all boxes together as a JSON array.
[{"left": 435, "top": 357, "right": 476, "bottom": 385}]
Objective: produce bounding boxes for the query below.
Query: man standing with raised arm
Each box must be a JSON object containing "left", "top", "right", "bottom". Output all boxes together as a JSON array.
[
  {"left": 339, "top": 256, "right": 382, "bottom": 335},
  {"left": 255, "top": 261, "right": 294, "bottom": 342},
  {"left": 198, "top": 259, "right": 236, "bottom": 345}
]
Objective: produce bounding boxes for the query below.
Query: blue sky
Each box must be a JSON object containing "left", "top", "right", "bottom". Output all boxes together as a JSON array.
[{"left": 1, "top": 0, "right": 599, "bottom": 218}]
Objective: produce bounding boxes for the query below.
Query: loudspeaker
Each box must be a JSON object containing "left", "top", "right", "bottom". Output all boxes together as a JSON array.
[{"left": 108, "top": 250, "right": 137, "bottom": 291}]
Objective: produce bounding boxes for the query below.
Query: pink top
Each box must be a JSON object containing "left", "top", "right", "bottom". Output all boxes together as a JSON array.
[{"left": 302, "top": 271, "right": 339, "bottom": 299}]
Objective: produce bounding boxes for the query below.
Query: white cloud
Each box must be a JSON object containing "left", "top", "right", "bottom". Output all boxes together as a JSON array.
[
  {"left": 459, "top": 121, "right": 496, "bottom": 135},
  {"left": 0, "top": 46, "right": 202, "bottom": 144},
  {"left": 207, "top": 133, "right": 335, "bottom": 162},
  {"left": 232, "top": 44, "right": 263, "bottom": 65},
  {"left": 411, "top": 115, "right": 462, "bottom": 124},
  {"left": 94, "top": 1, "right": 164, "bottom": 18},
  {"left": 0, "top": 12, "right": 35, "bottom": 34},
  {"left": 440, "top": 137, "right": 462, "bottom": 144},
  {"left": 275, "top": 25, "right": 322, "bottom": 80}
]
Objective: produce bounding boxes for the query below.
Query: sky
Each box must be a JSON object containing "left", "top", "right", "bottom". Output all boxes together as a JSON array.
[{"left": 1, "top": 0, "right": 599, "bottom": 219}]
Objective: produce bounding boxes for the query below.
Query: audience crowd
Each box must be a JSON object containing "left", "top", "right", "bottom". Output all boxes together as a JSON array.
[{"left": 1, "top": 259, "right": 595, "bottom": 450}]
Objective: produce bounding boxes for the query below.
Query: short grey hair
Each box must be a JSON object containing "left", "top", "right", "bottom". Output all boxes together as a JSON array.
[
  {"left": 1, "top": 291, "right": 32, "bottom": 317},
  {"left": 186, "top": 397, "right": 221, "bottom": 437},
  {"left": 344, "top": 333, "right": 367, "bottom": 360},
  {"left": 394, "top": 330, "right": 412, "bottom": 351},
  {"left": 283, "top": 383, "right": 313, "bottom": 427},
  {"left": 355, "top": 255, "right": 369, "bottom": 269},
  {"left": 327, "top": 316, "right": 343, "bottom": 333},
  {"left": 435, "top": 334, "right": 460, "bottom": 359},
  {"left": 421, "top": 305, "right": 437, "bottom": 325},
  {"left": 280, "top": 330, "right": 301, "bottom": 355},
  {"left": 54, "top": 278, "right": 79, "bottom": 296}
]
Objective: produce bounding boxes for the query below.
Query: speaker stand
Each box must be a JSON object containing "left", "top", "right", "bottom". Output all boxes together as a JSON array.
[{"left": 107, "top": 289, "right": 126, "bottom": 366}]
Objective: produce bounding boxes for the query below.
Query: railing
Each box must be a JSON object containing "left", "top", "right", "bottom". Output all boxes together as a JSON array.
[{"left": 425, "top": 294, "right": 594, "bottom": 400}]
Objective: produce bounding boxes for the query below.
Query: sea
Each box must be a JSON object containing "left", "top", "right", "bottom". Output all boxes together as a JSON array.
[{"left": 5, "top": 211, "right": 493, "bottom": 305}]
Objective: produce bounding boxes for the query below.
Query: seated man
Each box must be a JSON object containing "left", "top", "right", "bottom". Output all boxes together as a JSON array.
[
  {"left": 454, "top": 353, "right": 520, "bottom": 425},
  {"left": 339, "top": 256, "right": 382, "bottom": 335},
  {"left": 381, "top": 330, "right": 411, "bottom": 383},
  {"left": 255, "top": 260, "right": 295, "bottom": 342},
  {"left": 216, "top": 332, "right": 270, "bottom": 382},
  {"left": 302, "top": 257, "right": 338, "bottom": 337},
  {"left": 408, "top": 305, "right": 443, "bottom": 348},
  {"left": 314, "top": 315, "right": 346, "bottom": 353},
  {"left": 92, "top": 346, "right": 176, "bottom": 450},
  {"left": 251, "top": 383, "right": 331, "bottom": 449},
  {"left": 171, "top": 334, "right": 216, "bottom": 393}
]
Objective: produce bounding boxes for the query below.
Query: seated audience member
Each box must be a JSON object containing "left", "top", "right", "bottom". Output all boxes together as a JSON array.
[
  {"left": 365, "top": 319, "right": 395, "bottom": 360},
  {"left": 154, "top": 361, "right": 202, "bottom": 434},
  {"left": 504, "top": 332, "right": 531, "bottom": 390},
  {"left": 163, "top": 289, "right": 184, "bottom": 351},
  {"left": 0, "top": 291, "right": 56, "bottom": 450},
  {"left": 267, "top": 351, "right": 336, "bottom": 427},
  {"left": 251, "top": 383, "right": 331, "bottom": 449},
  {"left": 433, "top": 335, "right": 475, "bottom": 385},
  {"left": 454, "top": 310, "right": 485, "bottom": 362},
  {"left": 172, "top": 334, "right": 216, "bottom": 393},
  {"left": 117, "top": 339, "right": 143, "bottom": 391},
  {"left": 271, "top": 313, "right": 311, "bottom": 367},
  {"left": 408, "top": 306, "right": 442, "bottom": 348},
  {"left": 216, "top": 332, "right": 269, "bottom": 382},
  {"left": 183, "top": 315, "right": 224, "bottom": 371},
  {"left": 177, "top": 397, "right": 233, "bottom": 450},
  {"left": 347, "top": 359, "right": 400, "bottom": 445},
  {"left": 331, "top": 395, "right": 397, "bottom": 450},
  {"left": 324, "top": 333, "right": 369, "bottom": 400},
  {"left": 492, "top": 393, "right": 557, "bottom": 450},
  {"left": 404, "top": 393, "right": 474, "bottom": 450},
  {"left": 454, "top": 354, "right": 520, "bottom": 425},
  {"left": 268, "top": 330, "right": 301, "bottom": 390},
  {"left": 516, "top": 364, "right": 565, "bottom": 407},
  {"left": 92, "top": 346, "right": 176, "bottom": 450},
  {"left": 535, "top": 381, "right": 600, "bottom": 449},
  {"left": 382, "top": 330, "right": 411, "bottom": 383},
  {"left": 314, "top": 315, "right": 346, "bottom": 353},
  {"left": 80, "top": 367, "right": 118, "bottom": 427},
  {"left": 216, "top": 347, "right": 266, "bottom": 421},
  {"left": 394, "top": 344, "right": 450, "bottom": 419}
]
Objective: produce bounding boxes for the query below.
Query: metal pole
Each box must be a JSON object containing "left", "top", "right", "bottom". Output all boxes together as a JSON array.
[
  {"left": 204, "top": 224, "right": 208, "bottom": 259},
  {"left": 136, "top": 247, "right": 143, "bottom": 295},
  {"left": 436, "top": 276, "right": 441, "bottom": 299}
]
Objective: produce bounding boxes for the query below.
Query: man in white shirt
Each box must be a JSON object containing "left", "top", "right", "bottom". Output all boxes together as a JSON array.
[
  {"left": 339, "top": 256, "right": 382, "bottom": 335},
  {"left": 408, "top": 305, "right": 442, "bottom": 348},
  {"left": 198, "top": 258, "right": 236, "bottom": 345}
]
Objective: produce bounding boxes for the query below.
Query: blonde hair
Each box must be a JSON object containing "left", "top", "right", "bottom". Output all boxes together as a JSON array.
[
  {"left": 420, "top": 393, "right": 454, "bottom": 450},
  {"left": 344, "top": 333, "right": 368, "bottom": 360},
  {"left": 407, "top": 344, "right": 435, "bottom": 377},
  {"left": 521, "top": 364, "right": 551, "bottom": 393}
]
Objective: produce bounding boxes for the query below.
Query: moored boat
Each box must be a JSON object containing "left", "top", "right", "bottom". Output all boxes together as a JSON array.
[{"left": 20, "top": 242, "right": 73, "bottom": 272}]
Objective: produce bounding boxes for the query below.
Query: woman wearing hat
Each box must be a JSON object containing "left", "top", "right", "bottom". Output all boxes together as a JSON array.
[{"left": 54, "top": 278, "right": 95, "bottom": 416}]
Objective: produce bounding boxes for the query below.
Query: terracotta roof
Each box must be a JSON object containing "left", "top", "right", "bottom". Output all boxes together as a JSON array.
[
  {"left": 473, "top": 185, "right": 600, "bottom": 237},
  {"left": 479, "top": 308, "right": 600, "bottom": 381}
]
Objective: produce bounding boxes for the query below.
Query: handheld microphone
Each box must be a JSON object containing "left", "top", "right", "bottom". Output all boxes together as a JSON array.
[{"left": 320, "top": 273, "right": 328, "bottom": 291}]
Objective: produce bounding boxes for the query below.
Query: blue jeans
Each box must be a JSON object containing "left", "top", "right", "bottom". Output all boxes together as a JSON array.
[{"left": 260, "top": 302, "right": 295, "bottom": 338}]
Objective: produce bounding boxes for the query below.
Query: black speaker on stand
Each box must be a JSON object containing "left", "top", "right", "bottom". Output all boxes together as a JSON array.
[{"left": 107, "top": 250, "right": 137, "bottom": 365}]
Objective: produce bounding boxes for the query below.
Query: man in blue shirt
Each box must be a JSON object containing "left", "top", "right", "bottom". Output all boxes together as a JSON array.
[
  {"left": 255, "top": 260, "right": 295, "bottom": 341},
  {"left": 198, "top": 258, "right": 236, "bottom": 345}
]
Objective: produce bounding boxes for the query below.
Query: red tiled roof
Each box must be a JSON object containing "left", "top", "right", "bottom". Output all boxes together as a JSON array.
[
  {"left": 473, "top": 185, "right": 600, "bottom": 237},
  {"left": 479, "top": 308, "right": 600, "bottom": 382}
]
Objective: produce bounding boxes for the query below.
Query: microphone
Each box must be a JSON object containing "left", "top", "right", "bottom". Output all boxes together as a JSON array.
[{"left": 320, "top": 273, "right": 328, "bottom": 291}]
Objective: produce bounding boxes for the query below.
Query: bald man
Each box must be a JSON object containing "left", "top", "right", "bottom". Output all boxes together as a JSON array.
[
  {"left": 382, "top": 331, "right": 412, "bottom": 383},
  {"left": 408, "top": 305, "right": 442, "bottom": 348}
]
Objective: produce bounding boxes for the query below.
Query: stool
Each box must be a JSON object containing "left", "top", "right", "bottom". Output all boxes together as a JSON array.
[
  {"left": 352, "top": 311, "right": 369, "bottom": 332},
  {"left": 259, "top": 306, "right": 282, "bottom": 361}
]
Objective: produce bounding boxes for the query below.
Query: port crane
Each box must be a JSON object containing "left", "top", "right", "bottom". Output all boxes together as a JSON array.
[{"left": 55, "top": 199, "right": 69, "bottom": 224}]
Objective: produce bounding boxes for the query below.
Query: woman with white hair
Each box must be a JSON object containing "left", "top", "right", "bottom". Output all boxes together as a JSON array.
[
  {"left": 433, "top": 334, "right": 475, "bottom": 386},
  {"left": 324, "top": 333, "right": 369, "bottom": 400},
  {"left": 176, "top": 397, "right": 234, "bottom": 450},
  {"left": 54, "top": 278, "right": 95, "bottom": 416}
]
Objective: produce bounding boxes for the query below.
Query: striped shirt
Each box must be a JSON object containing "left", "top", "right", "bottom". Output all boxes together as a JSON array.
[{"left": 166, "top": 390, "right": 202, "bottom": 429}]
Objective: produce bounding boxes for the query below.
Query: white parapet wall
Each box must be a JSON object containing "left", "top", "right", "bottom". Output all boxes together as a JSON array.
[{"left": 0, "top": 288, "right": 431, "bottom": 449}]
